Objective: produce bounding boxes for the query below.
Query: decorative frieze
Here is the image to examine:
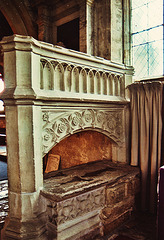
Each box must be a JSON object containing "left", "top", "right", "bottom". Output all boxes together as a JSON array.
[{"left": 42, "top": 108, "right": 124, "bottom": 155}]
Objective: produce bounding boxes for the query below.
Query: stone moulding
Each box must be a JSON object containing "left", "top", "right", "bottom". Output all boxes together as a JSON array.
[{"left": 42, "top": 108, "right": 125, "bottom": 156}]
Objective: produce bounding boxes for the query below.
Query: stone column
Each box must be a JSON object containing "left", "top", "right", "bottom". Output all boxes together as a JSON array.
[
  {"left": 92, "top": 0, "right": 111, "bottom": 60},
  {"left": 111, "top": 0, "right": 123, "bottom": 63},
  {"left": 0, "top": 36, "right": 46, "bottom": 240},
  {"left": 86, "top": 0, "right": 94, "bottom": 55},
  {"left": 37, "top": 3, "right": 52, "bottom": 43},
  {"left": 123, "top": 0, "right": 131, "bottom": 66},
  {"left": 79, "top": 0, "right": 94, "bottom": 54},
  {"left": 79, "top": 0, "right": 87, "bottom": 53}
]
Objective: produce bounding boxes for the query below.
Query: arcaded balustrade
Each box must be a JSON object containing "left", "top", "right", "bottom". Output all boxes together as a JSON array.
[
  {"left": 40, "top": 59, "right": 125, "bottom": 97},
  {"left": 0, "top": 35, "right": 133, "bottom": 102}
]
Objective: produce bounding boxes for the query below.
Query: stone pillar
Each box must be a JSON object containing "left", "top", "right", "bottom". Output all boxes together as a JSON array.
[
  {"left": 0, "top": 36, "right": 46, "bottom": 240},
  {"left": 37, "top": 3, "right": 52, "bottom": 43},
  {"left": 92, "top": 0, "right": 111, "bottom": 60},
  {"left": 123, "top": 0, "right": 131, "bottom": 66},
  {"left": 86, "top": 0, "right": 94, "bottom": 55},
  {"left": 79, "top": 0, "right": 94, "bottom": 54},
  {"left": 111, "top": 0, "right": 123, "bottom": 63},
  {"left": 79, "top": 0, "right": 87, "bottom": 53}
]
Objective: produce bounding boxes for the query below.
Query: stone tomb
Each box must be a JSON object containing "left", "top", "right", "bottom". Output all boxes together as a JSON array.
[
  {"left": 0, "top": 35, "right": 138, "bottom": 240},
  {"left": 41, "top": 160, "right": 140, "bottom": 239}
]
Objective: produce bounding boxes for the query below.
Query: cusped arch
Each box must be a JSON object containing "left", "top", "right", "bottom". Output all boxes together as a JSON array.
[
  {"left": 102, "top": 72, "right": 108, "bottom": 95},
  {"left": 40, "top": 60, "right": 54, "bottom": 90},
  {"left": 54, "top": 63, "right": 65, "bottom": 91},
  {"left": 72, "top": 66, "right": 79, "bottom": 93},
  {"left": 114, "top": 75, "right": 119, "bottom": 96},
  {"left": 119, "top": 75, "right": 125, "bottom": 97},
  {"left": 79, "top": 68, "right": 87, "bottom": 93},
  {"left": 95, "top": 71, "right": 101, "bottom": 94},
  {"left": 88, "top": 70, "right": 94, "bottom": 94},
  {"left": 64, "top": 65, "right": 73, "bottom": 92}
]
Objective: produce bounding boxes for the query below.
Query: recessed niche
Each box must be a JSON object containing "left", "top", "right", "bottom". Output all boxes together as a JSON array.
[{"left": 44, "top": 130, "right": 112, "bottom": 171}]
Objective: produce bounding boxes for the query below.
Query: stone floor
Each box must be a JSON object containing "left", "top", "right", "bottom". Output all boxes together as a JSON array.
[{"left": 107, "top": 211, "right": 157, "bottom": 240}]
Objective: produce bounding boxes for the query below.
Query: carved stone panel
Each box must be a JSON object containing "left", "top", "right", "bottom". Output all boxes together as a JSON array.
[
  {"left": 42, "top": 108, "right": 125, "bottom": 156},
  {"left": 46, "top": 187, "right": 105, "bottom": 228}
]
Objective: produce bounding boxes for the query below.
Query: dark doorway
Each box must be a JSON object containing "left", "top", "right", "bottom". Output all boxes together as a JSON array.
[
  {"left": 57, "top": 18, "right": 79, "bottom": 51},
  {"left": 0, "top": 11, "right": 13, "bottom": 41}
]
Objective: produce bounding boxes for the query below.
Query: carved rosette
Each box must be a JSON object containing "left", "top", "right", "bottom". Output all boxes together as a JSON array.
[
  {"left": 47, "top": 187, "right": 105, "bottom": 226},
  {"left": 42, "top": 108, "right": 124, "bottom": 155}
]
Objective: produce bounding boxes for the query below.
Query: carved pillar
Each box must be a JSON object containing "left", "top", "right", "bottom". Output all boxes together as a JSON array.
[{"left": 0, "top": 36, "right": 46, "bottom": 240}]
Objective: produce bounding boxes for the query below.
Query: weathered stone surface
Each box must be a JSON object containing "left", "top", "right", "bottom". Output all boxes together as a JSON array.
[
  {"left": 48, "top": 131, "right": 112, "bottom": 169},
  {"left": 102, "top": 196, "right": 135, "bottom": 220},
  {"left": 103, "top": 209, "right": 132, "bottom": 235},
  {"left": 42, "top": 160, "right": 139, "bottom": 200},
  {"left": 106, "top": 183, "right": 126, "bottom": 205},
  {"left": 126, "top": 176, "right": 140, "bottom": 196}
]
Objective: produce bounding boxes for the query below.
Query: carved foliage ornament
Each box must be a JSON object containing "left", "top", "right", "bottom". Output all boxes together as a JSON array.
[
  {"left": 47, "top": 187, "right": 105, "bottom": 226},
  {"left": 42, "top": 109, "right": 124, "bottom": 155}
]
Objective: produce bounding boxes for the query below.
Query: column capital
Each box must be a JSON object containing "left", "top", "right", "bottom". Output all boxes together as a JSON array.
[{"left": 87, "top": 0, "right": 94, "bottom": 6}]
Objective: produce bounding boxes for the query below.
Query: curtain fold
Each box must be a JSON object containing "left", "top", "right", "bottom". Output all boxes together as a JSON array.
[{"left": 128, "top": 81, "right": 163, "bottom": 213}]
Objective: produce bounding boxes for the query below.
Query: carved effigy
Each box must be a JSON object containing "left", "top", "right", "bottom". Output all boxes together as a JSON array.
[{"left": 42, "top": 108, "right": 124, "bottom": 155}]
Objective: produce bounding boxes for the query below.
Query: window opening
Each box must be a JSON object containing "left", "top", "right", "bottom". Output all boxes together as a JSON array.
[
  {"left": 57, "top": 18, "right": 79, "bottom": 51},
  {"left": 131, "top": 0, "right": 163, "bottom": 79}
]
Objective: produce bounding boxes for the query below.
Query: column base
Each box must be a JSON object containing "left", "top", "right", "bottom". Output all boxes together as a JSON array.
[{"left": 2, "top": 213, "right": 47, "bottom": 240}]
